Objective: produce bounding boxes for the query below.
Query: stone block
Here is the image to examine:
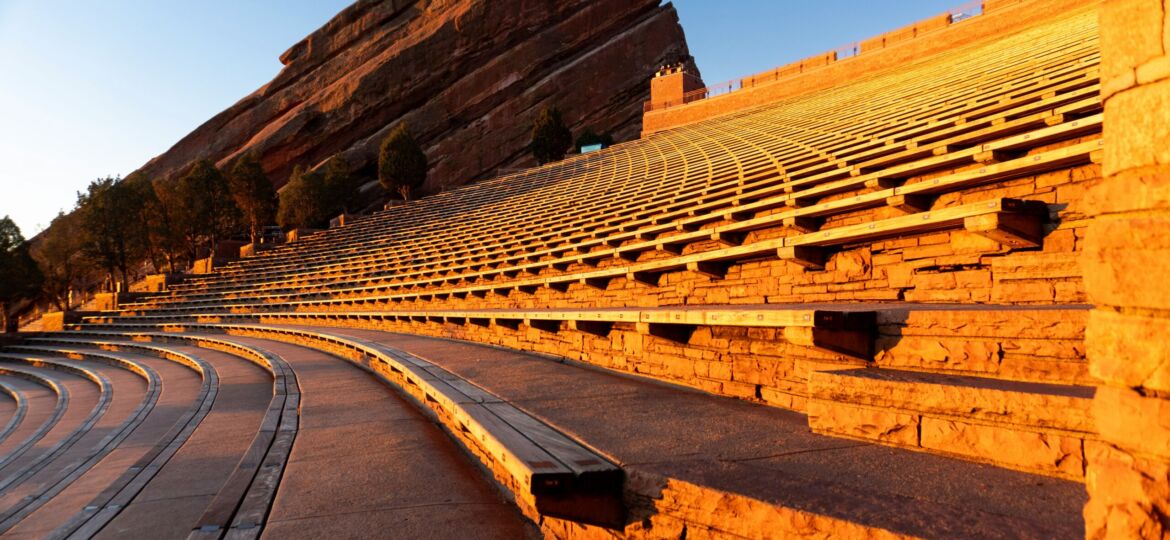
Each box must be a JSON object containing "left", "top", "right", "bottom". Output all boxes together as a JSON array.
[
  {"left": 1082, "top": 215, "right": 1170, "bottom": 309},
  {"left": 874, "top": 336, "right": 1003, "bottom": 375},
  {"left": 1088, "top": 309, "right": 1170, "bottom": 391},
  {"left": 1136, "top": 55, "right": 1170, "bottom": 84},
  {"left": 1085, "top": 167, "right": 1170, "bottom": 215},
  {"left": 807, "top": 400, "right": 920, "bottom": 446},
  {"left": 1099, "top": 0, "right": 1165, "bottom": 94},
  {"left": 1084, "top": 442, "right": 1170, "bottom": 540},
  {"left": 991, "top": 280, "right": 1055, "bottom": 303},
  {"left": 1103, "top": 80, "right": 1170, "bottom": 175},
  {"left": 1093, "top": 387, "right": 1170, "bottom": 460},
  {"left": 920, "top": 417, "right": 1085, "bottom": 478}
]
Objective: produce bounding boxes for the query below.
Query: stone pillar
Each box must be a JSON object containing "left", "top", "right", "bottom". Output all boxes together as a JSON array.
[
  {"left": 649, "top": 64, "right": 704, "bottom": 110},
  {"left": 1082, "top": 0, "right": 1170, "bottom": 538}
]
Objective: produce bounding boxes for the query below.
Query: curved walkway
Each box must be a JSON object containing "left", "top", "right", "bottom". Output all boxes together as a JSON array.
[
  {"left": 211, "top": 335, "right": 533, "bottom": 539},
  {"left": 0, "top": 354, "right": 150, "bottom": 533},
  {"left": 295, "top": 326, "right": 1087, "bottom": 538},
  {"left": 6, "top": 349, "right": 202, "bottom": 538},
  {"left": 94, "top": 345, "right": 271, "bottom": 539},
  {"left": 0, "top": 374, "right": 59, "bottom": 462}
]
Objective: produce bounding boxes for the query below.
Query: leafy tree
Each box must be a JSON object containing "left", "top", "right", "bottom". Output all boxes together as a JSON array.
[
  {"left": 174, "top": 160, "right": 242, "bottom": 260},
  {"left": 229, "top": 153, "right": 277, "bottom": 245},
  {"left": 121, "top": 172, "right": 174, "bottom": 274},
  {"left": 530, "top": 105, "right": 572, "bottom": 164},
  {"left": 33, "top": 211, "right": 83, "bottom": 311},
  {"left": 149, "top": 178, "right": 192, "bottom": 272},
  {"left": 378, "top": 123, "right": 427, "bottom": 201},
  {"left": 77, "top": 177, "right": 148, "bottom": 292},
  {"left": 277, "top": 165, "right": 328, "bottom": 230},
  {"left": 0, "top": 216, "right": 42, "bottom": 331},
  {"left": 323, "top": 153, "right": 363, "bottom": 215},
  {"left": 574, "top": 128, "right": 614, "bottom": 152}
]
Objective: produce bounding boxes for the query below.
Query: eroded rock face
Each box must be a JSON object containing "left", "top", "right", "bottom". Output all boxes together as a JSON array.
[{"left": 135, "top": 0, "right": 694, "bottom": 193}]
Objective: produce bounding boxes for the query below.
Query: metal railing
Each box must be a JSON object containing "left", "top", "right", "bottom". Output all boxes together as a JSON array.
[
  {"left": 644, "top": 1, "right": 988, "bottom": 113},
  {"left": 950, "top": 0, "right": 984, "bottom": 22}
]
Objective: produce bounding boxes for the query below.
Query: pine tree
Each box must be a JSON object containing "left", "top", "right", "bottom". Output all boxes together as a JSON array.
[
  {"left": 323, "top": 153, "right": 363, "bottom": 215},
  {"left": 378, "top": 123, "right": 428, "bottom": 201},
  {"left": 174, "top": 160, "right": 242, "bottom": 260},
  {"left": 229, "top": 153, "right": 277, "bottom": 244},
  {"left": 530, "top": 105, "right": 572, "bottom": 164},
  {"left": 76, "top": 177, "right": 148, "bottom": 291},
  {"left": 33, "top": 211, "right": 82, "bottom": 310},
  {"left": 278, "top": 165, "right": 328, "bottom": 230}
]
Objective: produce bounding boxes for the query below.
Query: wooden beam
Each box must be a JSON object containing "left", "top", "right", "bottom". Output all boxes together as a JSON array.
[
  {"left": 627, "top": 271, "right": 662, "bottom": 287},
  {"left": 492, "top": 318, "right": 521, "bottom": 330},
  {"left": 526, "top": 319, "right": 562, "bottom": 333},
  {"left": 580, "top": 277, "right": 610, "bottom": 290},
  {"left": 687, "top": 261, "right": 729, "bottom": 279},
  {"left": 545, "top": 281, "right": 571, "bottom": 293},
  {"left": 777, "top": 246, "right": 828, "bottom": 269},
  {"left": 568, "top": 320, "right": 613, "bottom": 337},
  {"left": 782, "top": 216, "right": 822, "bottom": 233},
  {"left": 964, "top": 212, "right": 1044, "bottom": 248},
  {"left": 783, "top": 327, "right": 874, "bottom": 360},
  {"left": 885, "top": 194, "right": 934, "bottom": 214},
  {"left": 638, "top": 322, "right": 695, "bottom": 344}
]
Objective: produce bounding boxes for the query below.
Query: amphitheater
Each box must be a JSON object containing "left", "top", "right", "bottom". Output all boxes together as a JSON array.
[{"left": 2, "top": 0, "right": 1168, "bottom": 537}]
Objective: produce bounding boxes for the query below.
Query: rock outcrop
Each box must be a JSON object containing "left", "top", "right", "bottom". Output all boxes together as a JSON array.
[{"left": 134, "top": 0, "right": 695, "bottom": 193}]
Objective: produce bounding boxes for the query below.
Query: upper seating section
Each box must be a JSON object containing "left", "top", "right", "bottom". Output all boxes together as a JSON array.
[{"left": 123, "top": 10, "right": 1100, "bottom": 317}]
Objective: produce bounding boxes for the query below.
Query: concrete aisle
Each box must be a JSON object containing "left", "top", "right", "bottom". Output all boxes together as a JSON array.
[
  {"left": 96, "top": 346, "right": 271, "bottom": 539},
  {"left": 220, "top": 336, "right": 534, "bottom": 540},
  {"left": 311, "top": 327, "right": 1087, "bottom": 539},
  {"left": 6, "top": 352, "right": 202, "bottom": 538},
  {"left": 0, "top": 377, "right": 56, "bottom": 459},
  {"left": 0, "top": 359, "right": 140, "bottom": 515},
  {"left": 0, "top": 366, "right": 99, "bottom": 483}
]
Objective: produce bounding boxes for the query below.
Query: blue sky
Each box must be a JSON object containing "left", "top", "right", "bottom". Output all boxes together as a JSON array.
[{"left": 0, "top": 0, "right": 959, "bottom": 237}]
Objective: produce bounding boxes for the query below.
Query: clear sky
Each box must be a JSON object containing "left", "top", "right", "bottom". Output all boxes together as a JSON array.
[{"left": 0, "top": 0, "right": 960, "bottom": 238}]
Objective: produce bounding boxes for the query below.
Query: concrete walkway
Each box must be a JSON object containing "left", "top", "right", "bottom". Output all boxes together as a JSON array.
[
  {"left": 218, "top": 336, "right": 534, "bottom": 539},
  {"left": 96, "top": 345, "right": 271, "bottom": 539},
  {"left": 298, "top": 327, "right": 1087, "bottom": 539},
  {"left": 6, "top": 352, "right": 202, "bottom": 538}
]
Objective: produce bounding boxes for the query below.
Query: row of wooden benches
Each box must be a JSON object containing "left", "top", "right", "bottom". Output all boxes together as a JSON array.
[{"left": 167, "top": 14, "right": 1104, "bottom": 299}]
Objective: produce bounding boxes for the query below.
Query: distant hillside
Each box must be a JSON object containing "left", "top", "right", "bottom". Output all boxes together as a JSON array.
[{"left": 133, "top": 0, "right": 694, "bottom": 192}]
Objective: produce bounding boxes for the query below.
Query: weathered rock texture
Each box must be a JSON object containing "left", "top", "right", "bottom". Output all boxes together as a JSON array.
[
  {"left": 135, "top": 0, "right": 692, "bottom": 192},
  {"left": 1082, "top": 0, "right": 1170, "bottom": 537}
]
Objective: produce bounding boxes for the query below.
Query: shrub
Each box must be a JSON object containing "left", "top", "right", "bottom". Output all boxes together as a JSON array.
[
  {"left": 531, "top": 105, "right": 572, "bottom": 164},
  {"left": 378, "top": 123, "right": 427, "bottom": 201}
]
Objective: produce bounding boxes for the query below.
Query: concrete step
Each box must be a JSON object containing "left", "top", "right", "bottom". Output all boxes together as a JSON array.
[{"left": 808, "top": 367, "right": 1094, "bottom": 480}]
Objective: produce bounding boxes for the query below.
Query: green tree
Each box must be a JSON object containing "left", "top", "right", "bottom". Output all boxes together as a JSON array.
[
  {"left": 150, "top": 178, "right": 192, "bottom": 272},
  {"left": 378, "top": 123, "right": 427, "bottom": 201},
  {"left": 574, "top": 128, "right": 614, "bottom": 152},
  {"left": 277, "top": 165, "right": 328, "bottom": 230},
  {"left": 77, "top": 177, "right": 147, "bottom": 292},
  {"left": 229, "top": 153, "right": 277, "bottom": 244},
  {"left": 174, "top": 160, "right": 242, "bottom": 260},
  {"left": 0, "top": 216, "right": 42, "bottom": 332},
  {"left": 530, "top": 105, "right": 572, "bottom": 164},
  {"left": 323, "top": 153, "right": 363, "bottom": 215},
  {"left": 33, "top": 211, "right": 83, "bottom": 311}
]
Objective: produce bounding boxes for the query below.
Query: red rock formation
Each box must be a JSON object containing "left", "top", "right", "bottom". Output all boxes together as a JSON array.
[{"left": 134, "top": 0, "right": 695, "bottom": 194}]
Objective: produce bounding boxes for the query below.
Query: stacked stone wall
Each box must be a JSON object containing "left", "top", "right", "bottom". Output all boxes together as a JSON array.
[{"left": 1082, "top": 0, "right": 1170, "bottom": 536}]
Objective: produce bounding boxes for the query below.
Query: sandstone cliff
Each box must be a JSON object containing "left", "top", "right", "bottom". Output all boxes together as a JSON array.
[{"left": 135, "top": 0, "right": 694, "bottom": 193}]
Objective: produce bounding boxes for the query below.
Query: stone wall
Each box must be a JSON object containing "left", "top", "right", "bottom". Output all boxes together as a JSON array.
[{"left": 1082, "top": 0, "right": 1170, "bottom": 537}]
